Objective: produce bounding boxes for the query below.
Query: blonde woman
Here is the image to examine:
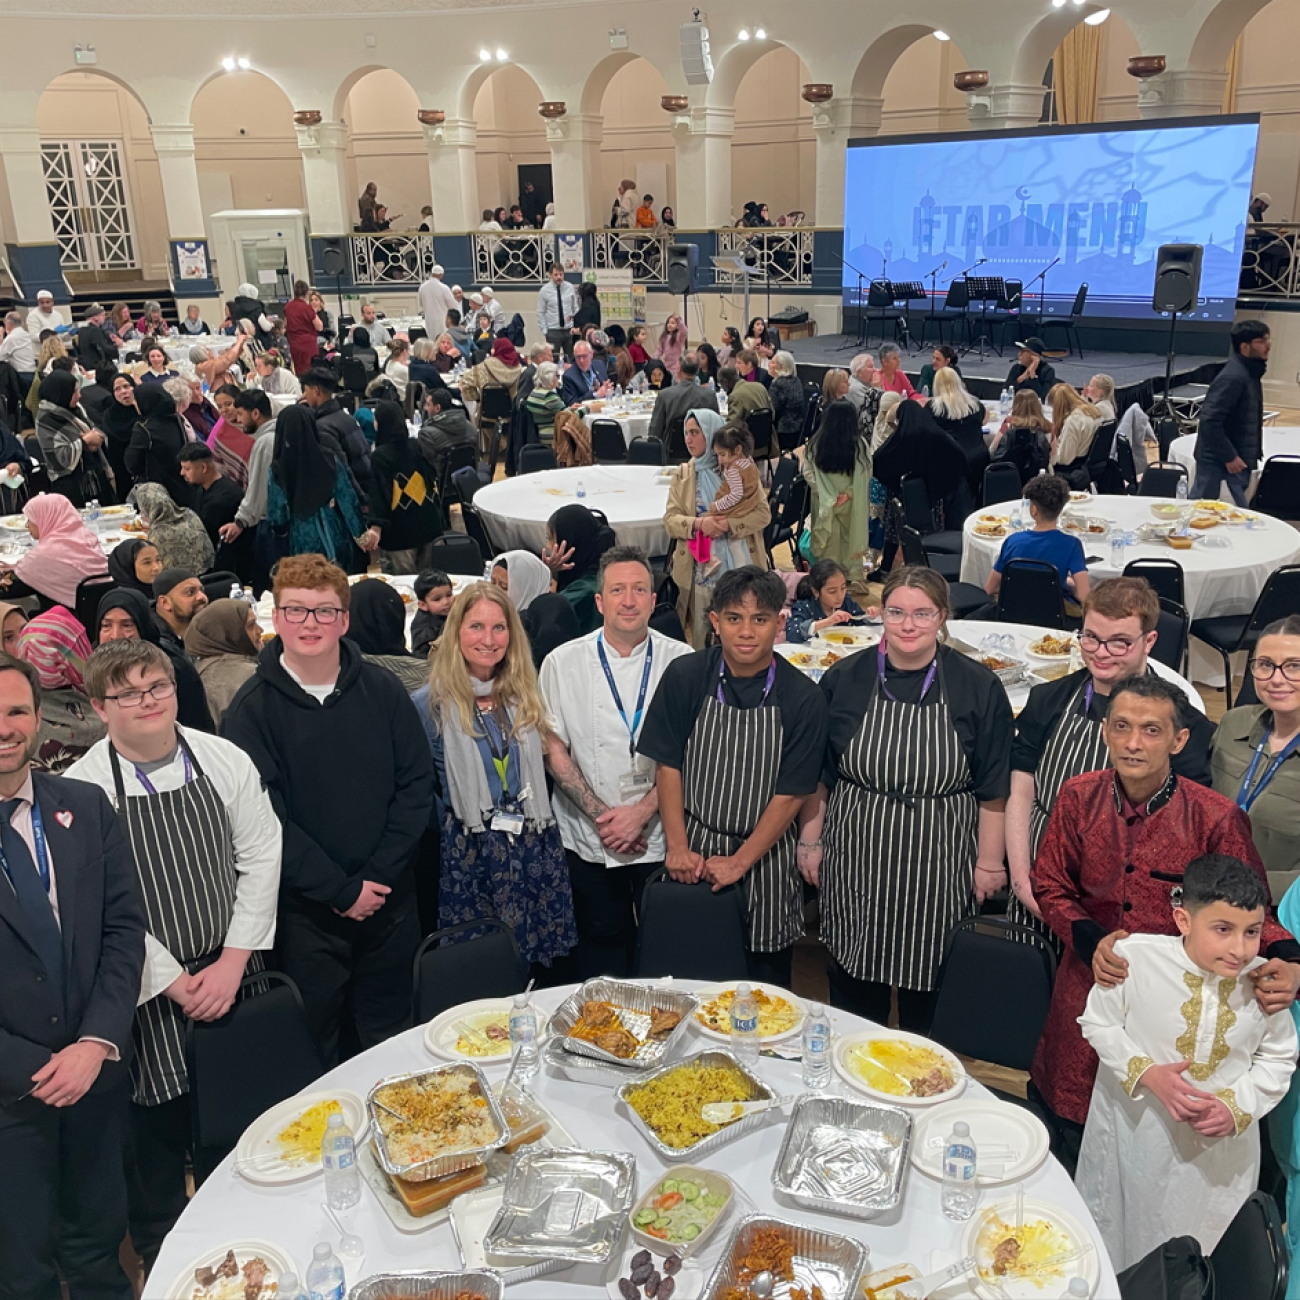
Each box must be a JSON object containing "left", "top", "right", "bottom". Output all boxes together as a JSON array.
[
  {"left": 1048, "top": 382, "right": 1103, "bottom": 490},
  {"left": 413, "top": 583, "right": 577, "bottom": 968},
  {"left": 929, "top": 366, "right": 988, "bottom": 495},
  {"left": 871, "top": 390, "right": 904, "bottom": 451},
  {"left": 821, "top": 368, "right": 850, "bottom": 409},
  {"left": 1083, "top": 373, "right": 1117, "bottom": 420}
]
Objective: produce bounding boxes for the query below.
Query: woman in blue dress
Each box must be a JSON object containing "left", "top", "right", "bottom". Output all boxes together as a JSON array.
[{"left": 413, "top": 582, "right": 577, "bottom": 970}]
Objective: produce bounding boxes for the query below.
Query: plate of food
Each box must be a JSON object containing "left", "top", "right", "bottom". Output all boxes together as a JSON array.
[
  {"left": 629, "top": 1167, "right": 735, "bottom": 1256},
  {"left": 1025, "top": 633, "right": 1076, "bottom": 661},
  {"left": 691, "top": 982, "right": 807, "bottom": 1043},
  {"left": 1222, "top": 509, "right": 1254, "bottom": 526},
  {"left": 1061, "top": 515, "right": 1110, "bottom": 537},
  {"left": 833, "top": 1029, "right": 966, "bottom": 1107},
  {"left": 233, "top": 1088, "right": 366, "bottom": 1185},
  {"left": 553, "top": 977, "right": 696, "bottom": 1068},
  {"left": 1193, "top": 499, "right": 1231, "bottom": 513},
  {"left": 166, "top": 1241, "right": 294, "bottom": 1300},
  {"left": 1068, "top": 491, "right": 1092, "bottom": 503},
  {"left": 1188, "top": 514, "right": 1220, "bottom": 529},
  {"left": 972, "top": 519, "right": 1008, "bottom": 539},
  {"left": 962, "top": 1196, "right": 1099, "bottom": 1298},
  {"left": 909, "top": 1099, "right": 1050, "bottom": 1186},
  {"left": 605, "top": 1244, "right": 706, "bottom": 1300},
  {"left": 1149, "top": 502, "right": 1187, "bottom": 520},
  {"left": 121, "top": 518, "right": 148, "bottom": 534},
  {"left": 1, "top": 514, "right": 28, "bottom": 532},
  {"left": 424, "top": 997, "right": 536, "bottom": 1064},
  {"left": 99, "top": 504, "right": 133, "bottom": 517},
  {"left": 818, "top": 628, "right": 877, "bottom": 647}
]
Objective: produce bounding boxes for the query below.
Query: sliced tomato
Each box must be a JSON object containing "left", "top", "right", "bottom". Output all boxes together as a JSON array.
[
  {"left": 654, "top": 1192, "right": 683, "bottom": 1210},
  {"left": 646, "top": 1226, "right": 669, "bottom": 1239}
]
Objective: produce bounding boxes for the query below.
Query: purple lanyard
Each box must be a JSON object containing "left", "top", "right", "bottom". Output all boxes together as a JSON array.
[
  {"left": 1081, "top": 679, "right": 1095, "bottom": 715},
  {"left": 877, "top": 639, "right": 937, "bottom": 702},
  {"left": 133, "top": 747, "right": 194, "bottom": 796},
  {"left": 716, "top": 659, "right": 777, "bottom": 706}
]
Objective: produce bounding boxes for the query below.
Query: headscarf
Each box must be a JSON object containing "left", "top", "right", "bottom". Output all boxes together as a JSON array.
[
  {"left": 345, "top": 579, "right": 413, "bottom": 657},
  {"left": 108, "top": 538, "right": 158, "bottom": 597},
  {"left": 547, "top": 504, "right": 604, "bottom": 591},
  {"left": 37, "top": 370, "right": 78, "bottom": 410},
  {"left": 272, "top": 405, "right": 337, "bottom": 521},
  {"left": 184, "top": 598, "right": 258, "bottom": 660},
  {"left": 96, "top": 587, "right": 160, "bottom": 646},
  {"left": 13, "top": 494, "right": 108, "bottom": 609},
  {"left": 237, "top": 282, "right": 261, "bottom": 299},
  {"left": 873, "top": 401, "right": 966, "bottom": 500},
  {"left": 373, "top": 400, "right": 408, "bottom": 448},
  {"left": 644, "top": 359, "right": 671, "bottom": 390},
  {"left": 687, "top": 407, "right": 725, "bottom": 505},
  {"left": 521, "top": 593, "right": 581, "bottom": 668},
  {"left": 134, "top": 482, "right": 215, "bottom": 573},
  {"left": 491, "top": 551, "right": 551, "bottom": 612},
  {"left": 16, "top": 606, "right": 90, "bottom": 692},
  {"left": 134, "top": 382, "right": 179, "bottom": 424},
  {"left": 101, "top": 374, "right": 138, "bottom": 443},
  {"left": 491, "top": 337, "right": 520, "bottom": 368},
  {"left": 0, "top": 602, "right": 27, "bottom": 651}
]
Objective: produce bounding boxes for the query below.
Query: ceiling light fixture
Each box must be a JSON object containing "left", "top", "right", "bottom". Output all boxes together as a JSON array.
[
  {"left": 1084, "top": 7, "right": 1110, "bottom": 22},
  {"left": 496, "top": 48, "right": 508, "bottom": 61},
  {"left": 1051, "top": 0, "right": 1067, "bottom": 8},
  {"left": 237, "top": 57, "right": 250, "bottom": 69},
  {"left": 479, "top": 48, "right": 492, "bottom": 61},
  {"left": 754, "top": 28, "right": 766, "bottom": 39},
  {"left": 221, "top": 56, "right": 236, "bottom": 71},
  {"left": 933, "top": 29, "right": 951, "bottom": 40},
  {"left": 738, "top": 28, "right": 750, "bottom": 39}
]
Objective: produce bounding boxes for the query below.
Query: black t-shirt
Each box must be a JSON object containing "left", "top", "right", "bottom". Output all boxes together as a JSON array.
[
  {"left": 1007, "top": 360, "right": 1057, "bottom": 401},
  {"left": 1011, "top": 665, "right": 1213, "bottom": 784},
  {"left": 192, "top": 476, "right": 245, "bottom": 544},
  {"left": 637, "top": 647, "right": 828, "bottom": 798},
  {"left": 819, "top": 643, "right": 1013, "bottom": 802}
]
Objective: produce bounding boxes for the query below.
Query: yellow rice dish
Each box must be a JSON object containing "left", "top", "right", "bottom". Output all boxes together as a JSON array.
[
  {"left": 276, "top": 1098, "right": 342, "bottom": 1163},
  {"left": 975, "top": 1214, "right": 1074, "bottom": 1286},
  {"left": 624, "top": 1064, "right": 753, "bottom": 1150}
]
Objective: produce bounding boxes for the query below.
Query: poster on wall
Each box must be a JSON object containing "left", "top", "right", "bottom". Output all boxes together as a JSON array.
[
  {"left": 558, "top": 235, "right": 584, "bottom": 272},
  {"left": 175, "top": 241, "right": 209, "bottom": 281},
  {"left": 590, "top": 268, "right": 640, "bottom": 324}
]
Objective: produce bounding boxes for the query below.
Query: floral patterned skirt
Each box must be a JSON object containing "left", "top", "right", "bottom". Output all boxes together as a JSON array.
[{"left": 438, "top": 811, "right": 578, "bottom": 966}]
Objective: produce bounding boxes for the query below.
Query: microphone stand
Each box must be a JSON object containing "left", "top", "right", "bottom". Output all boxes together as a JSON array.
[
  {"left": 823, "top": 246, "right": 871, "bottom": 351},
  {"left": 1022, "top": 257, "right": 1060, "bottom": 335},
  {"left": 921, "top": 259, "right": 948, "bottom": 345}
]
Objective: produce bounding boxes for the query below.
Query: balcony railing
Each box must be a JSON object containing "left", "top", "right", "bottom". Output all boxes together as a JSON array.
[
  {"left": 715, "top": 229, "right": 815, "bottom": 288},
  {"left": 349, "top": 232, "right": 437, "bottom": 287},
  {"left": 1240, "top": 224, "right": 1300, "bottom": 300},
  {"left": 590, "top": 231, "right": 669, "bottom": 285},
  {"left": 472, "top": 232, "right": 557, "bottom": 285}
]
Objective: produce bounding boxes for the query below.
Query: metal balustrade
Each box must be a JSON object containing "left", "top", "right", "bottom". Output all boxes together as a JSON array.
[
  {"left": 1240, "top": 224, "right": 1300, "bottom": 300},
  {"left": 472, "top": 232, "right": 556, "bottom": 284},
  {"left": 715, "top": 229, "right": 814, "bottom": 287},
  {"left": 350, "top": 232, "right": 437, "bottom": 286},
  {"left": 590, "top": 231, "right": 669, "bottom": 284}
]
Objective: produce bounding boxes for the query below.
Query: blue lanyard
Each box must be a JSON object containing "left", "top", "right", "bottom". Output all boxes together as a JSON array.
[
  {"left": 597, "top": 633, "right": 654, "bottom": 759},
  {"left": 132, "top": 747, "right": 194, "bottom": 797},
  {"left": 716, "top": 659, "right": 776, "bottom": 706},
  {"left": 877, "top": 640, "right": 938, "bottom": 702},
  {"left": 1236, "top": 724, "right": 1300, "bottom": 813},
  {"left": 0, "top": 802, "right": 52, "bottom": 894},
  {"left": 474, "top": 705, "right": 512, "bottom": 797}
]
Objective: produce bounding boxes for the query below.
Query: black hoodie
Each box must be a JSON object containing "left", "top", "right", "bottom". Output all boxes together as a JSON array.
[{"left": 220, "top": 638, "right": 432, "bottom": 913}]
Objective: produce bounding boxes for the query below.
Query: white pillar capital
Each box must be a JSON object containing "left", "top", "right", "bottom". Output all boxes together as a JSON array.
[
  {"left": 423, "top": 118, "right": 477, "bottom": 231},
  {"left": 544, "top": 112, "right": 602, "bottom": 145},
  {"left": 967, "top": 83, "right": 1044, "bottom": 132},
  {"left": 0, "top": 126, "right": 43, "bottom": 158},
  {"left": 686, "top": 105, "right": 736, "bottom": 138},
  {"left": 1137, "top": 69, "right": 1228, "bottom": 118},
  {"left": 811, "top": 96, "right": 883, "bottom": 139},
  {"left": 422, "top": 117, "right": 476, "bottom": 151},
  {"left": 149, "top": 123, "right": 196, "bottom": 155},
  {"left": 295, "top": 120, "right": 349, "bottom": 158},
  {"left": 296, "top": 119, "right": 350, "bottom": 237}
]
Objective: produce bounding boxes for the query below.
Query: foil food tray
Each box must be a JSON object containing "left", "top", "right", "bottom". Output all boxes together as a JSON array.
[
  {"left": 348, "top": 1270, "right": 503, "bottom": 1300},
  {"left": 552, "top": 978, "right": 698, "bottom": 1069},
  {"left": 700, "top": 1214, "right": 869, "bottom": 1300}
]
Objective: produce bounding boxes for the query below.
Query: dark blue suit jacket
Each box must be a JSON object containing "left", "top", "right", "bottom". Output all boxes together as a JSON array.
[{"left": 559, "top": 358, "right": 608, "bottom": 406}]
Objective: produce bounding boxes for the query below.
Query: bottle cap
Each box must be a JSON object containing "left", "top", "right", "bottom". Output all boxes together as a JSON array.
[
  {"left": 277, "top": 1274, "right": 299, "bottom": 1294},
  {"left": 326, "top": 1112, "right": 343, "bottom": 1128},
  {"left": 313, "top": 1243, "right": 331, "bottom": 1260},
  {"left": 953, "top": 1121, "right": 970, "bottom": 1137},
  {"left": 735, "top": 982, "right": 751, "bottom": 997},
  {"left": 806, "top": 1002, "right": 824, "bottom": 1017},
  {"left": 513, "top": 992, "right": 527, "bottom": 1006},
  {"left": 1067, "top": 1281, "right": 1089, "bottom": 1297}
]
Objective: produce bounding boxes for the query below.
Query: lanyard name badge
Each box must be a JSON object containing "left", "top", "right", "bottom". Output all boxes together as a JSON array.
[
  {"left": 0, "top": 802, "right": 52, "bottom": 895},
  {"left": 877, "top": 640, "right": 937, "bottom": 702},
  {"left": 132, "top": 747, "right": 195, "bottom": 797},
  {"left": 477, "top": 706, "right": 525, "bottom": 836},
  {"left": 1236, "top": 725, "right": 1300, "bottom": 813},
  {"left": 716, "top": 658, "right": 777, "bottom": 707},
  {"left": 598, "top": 633, "right": 655, "bottom": 800}
]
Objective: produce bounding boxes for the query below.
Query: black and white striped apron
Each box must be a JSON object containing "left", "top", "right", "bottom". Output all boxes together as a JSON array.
[
  {"left": 111, "top": 738, "right": 244, "bottom": 1107},
  {"left": 680, "top": 694, "right": 801, "bottom": 953},
  {"left": 821, "top": 658, "right": 978, "bottom": 991}
]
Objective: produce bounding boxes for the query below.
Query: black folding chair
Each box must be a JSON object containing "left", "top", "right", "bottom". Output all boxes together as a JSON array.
[
  {"left": 411, "top": 918, "right": 528, "bottom": 1025},
  {"left": 996, "top": 558, "right": 1066, "bottom": 629},
  {"left": 1209, "top": 1190, "right": 1288, "bottom": 1300},
  {"left": 983, "top": 461, "right": 1023, "bottom": 507},
  {"left": 1191, "top": 563, "right": 1300, "bottom": 705},
  {"left": 449, "top": 480, "right": 495, "bottom": 560},
  {"left": 439, "top": 443, "right": 478, "bottom": 503},
  {"left": 746, "top": 407, "right": 775, "bottom": 464},
  {"left": 590, "top": 419, "right": 627, "bottom": 463},
  {"left": 899, "top": 474, "right": 963, "bottom": 554},
  {"left": 632, "top": 868, "right": 749, "bottom": 981},
  {"left": 627, "top": 436, "right": 664, "bottom": 466},
  {"left": 1138, "top": 460, "right": 1189, "bottom": 498},
  {"left": 340, "top": 358, "right": 369, "bottom": 397},
  {"left": 763, "top": 456, "right": 810, "bottom": 569},
  {"left": 1122, "top": 557, "right": 1185, "bottom": 607},
  {"left": 1152, "top": 598, "right": 1189, "bottom": 675},
  {"left": 897, "top": 521, "right": 985, "bottom": 616},
  {"left": 427, "top": 530, "right": 484, "bottom": 576},
  {"left": 74, "top": 573, "right": 114, "bottom": 640},
  {"left": 1253, "top": 455, "right": 1300, "bottom": 520},
  {"left": 1085, "top": 418, "right": 1121, "bottom": 494},
  {"left": 1041, "top": 282, "right": 1087, "bottom": 358},
  {"left": 1154, "top": 417, "right": 1181, "bottom": 462},
  {"left": 518, "top": 444, "right": 557, "bottom": 474},
  {"left": 796, "top": 389, "right": 821, "bottom": 449},
  {"left": 199, "top": 570, "right": 239, "bottom": 603},
  {"left": 477, "top": 384, "right": 514, "bottom": 452},
  {"left": 187, "top": 972, "right": 322, "bottom": 1186},
  {"left": 664, "top": 417, "right": 689, "bottom": 464}
]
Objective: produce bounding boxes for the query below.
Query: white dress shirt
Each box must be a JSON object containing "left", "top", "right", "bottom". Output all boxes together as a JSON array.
[
  {"left": 536, "top": 280, "right": 580, "bottom": 338},
  {"left": 66, "top": 727, "right": 282, "bottom": 1004},
  {"left": 27, "top": 306, "right": 65, "bottom": 334},
  {"left": 539, "top": 628, "right": 694, "bottom": 866},
  {"left": 0, "top": 325, "right": 37, "bottom": 373}
]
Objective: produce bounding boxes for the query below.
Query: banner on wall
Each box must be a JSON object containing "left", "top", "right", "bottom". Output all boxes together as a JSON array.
[
  {"left": 175, "top": 241, "right": 210, "bottom": 281},
  {"left": 557, "top": 235, "right": 585, "bottom": 272},
  {"left": 587, "top": 268, "right": 645, "bottom": 324}
]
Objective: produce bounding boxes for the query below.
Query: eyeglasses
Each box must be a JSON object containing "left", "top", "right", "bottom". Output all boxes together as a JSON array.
[
  {"left": 278, "top": 604, "right": 343, "bottom": 624},
  {"left": 105, "top": 681, "right": 177, "bottom": 708},
  {"left": 881, "top": 606, "right": 943, "bottom": 625},
  {"left": 1079, "top": 631, "right": 1139, "bottom": 655},
  {"left": 1250, "top": 658, "right": 1300, "bottom": 682}
]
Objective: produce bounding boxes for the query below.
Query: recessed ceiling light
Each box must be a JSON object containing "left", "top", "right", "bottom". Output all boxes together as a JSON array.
[
  {"left": 221, "top": 56, "right": 236, "bottom": 71},
  {"left": 738, "top": 28, "right": 750, "bottom": 39},
  {"left": 1051, "top": 0, "right": 1067, "bottom": 8},
  {"left": 495, "top": 48, "right": 507, "bottom": 61},
  {"left": 754, "top": 28, "right": 766, "bottom": 39},
  {"left": 479, "top": 48, "right": 492, "bottom": 61},
  {"left": 933, "top": 29, "right": 951, "bottom": 40},
  {"left": 1084, "top": 7, "right": 1110, "bottom": 22},
  {"left": 237, "top": 57, "right": 250, "bottom": 69}
]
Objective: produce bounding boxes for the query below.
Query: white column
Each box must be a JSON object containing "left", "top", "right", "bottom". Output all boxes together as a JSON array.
[
  {"left": 674, "top": 106, "right": 734, "bottom": 229},
  {"left": 423, "top": 118, "right": 478, "bottom": 231},
  {"left": 149, "top": 124, "right": 205, "bottom": 238},
  {"left": 1137, "top": 69, "right": 1229, "bottom": 119},
  {"left": 813, "top": 96, "right": 883, "bottom": 228},
  {"left": 294, "top": 120, "right": 350, "bottom": 235},
  {"left": 546, "top": 113, "right": 603, "bottom": 229},
  {"left": 967, "top": 83, "right": 1044, "bottom": 132},
  {"left": 0, "top": 124, "right": 66, "bottom": 301}
]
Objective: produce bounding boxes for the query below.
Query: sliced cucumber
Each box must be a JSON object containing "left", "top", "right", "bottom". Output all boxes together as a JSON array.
[
  {"left": 683, "top": 1223, "right": 701, "bottom": 1240},
  {"left": 660, "top": 1179, "right": 679, "bottom": 1194},
  {"left": 679, "top": 1181, "right": 699, "bottom": 1201},
  {"left": 634, "top": 1208, "right": 657, "bottom": 1227}
]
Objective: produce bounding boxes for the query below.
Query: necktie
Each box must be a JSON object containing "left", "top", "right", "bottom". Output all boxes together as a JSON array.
[
  {"left": 0, "top": 798, "right": 63, "bottom": 1004},
  {"left": 556, "top": 283, "right": 566, "bottom": 330}
]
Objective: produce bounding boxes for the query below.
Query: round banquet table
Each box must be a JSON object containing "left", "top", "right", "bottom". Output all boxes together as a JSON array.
[
  {"left": 474, "top": 465, "right": 671, "bottom": 556},
  {"left": 1169, "top": 427, "right": 1300, "bottom": 501},
  {"left": 150, "top": 980, "right": 1119, "bottom": 1298},
  {"left": 958, "top": 495, "right": 1300, "bottom": 686}
]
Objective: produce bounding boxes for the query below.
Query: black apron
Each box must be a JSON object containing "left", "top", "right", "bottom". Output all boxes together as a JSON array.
[
  {"left": 111, "top": 737, "right": 246, "bottom": 1107},
  {"left": 679, "top": 689, "right": 801, "bottom": 953},
  {"left": 822, "top": 655, "right": 978, "bottom": 992}
]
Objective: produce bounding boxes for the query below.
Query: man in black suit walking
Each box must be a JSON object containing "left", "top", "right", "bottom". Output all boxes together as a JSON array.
[{"left": 0, "top": 652, "right": 145, "bottom": 1300}]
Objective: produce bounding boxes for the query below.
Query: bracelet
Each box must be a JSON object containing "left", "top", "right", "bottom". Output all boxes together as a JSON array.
[
  {"left": 975, "top": 863, "right": 1006, "bottom": 873},
  {"left": 797, "top": 840, "right": 822, "bottom": 850}
]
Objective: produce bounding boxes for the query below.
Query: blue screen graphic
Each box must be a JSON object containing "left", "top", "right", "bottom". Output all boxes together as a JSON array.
[{"left": 842, "top": 120, "right": 1261, "bottom": 322}]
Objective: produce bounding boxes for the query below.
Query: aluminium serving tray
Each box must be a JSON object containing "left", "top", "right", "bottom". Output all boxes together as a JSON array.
[
  {"left": 348, "top": 1270, "right": 503, "bottom": 1300},
  {"left": 553, "top": 978, "right": 698, "bottom": 1069},
  {"left": 700, "top": 1214, "right": 869, "bottom": 1300}
]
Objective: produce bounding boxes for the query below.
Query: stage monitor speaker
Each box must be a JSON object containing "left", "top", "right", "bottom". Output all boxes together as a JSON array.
[
  {"left": 320, "top": 238, "right": 346, "bottom": 277},
  {"left": 667, "top": 243, "right": 699, "bottom": 295},
  {"left": 679, "top": 21, "right": 713, "bottom": 85},
  {"left": 1152, "top": 243, "right": 1203, "bottom": 314}
]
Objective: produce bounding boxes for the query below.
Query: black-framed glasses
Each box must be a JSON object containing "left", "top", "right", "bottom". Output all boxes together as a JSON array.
[
  {"left": 105, "top": 681, "right": 177, "bottom": 708},
  {"left": 1079, "top": 631, "right": 1139, "bottom": 655},
  {"left": 278, "top": 604, "right": 343, "bottom": 625},
  {"left": 1250, "top": 658, "right": 1300, "bottom": 682}
]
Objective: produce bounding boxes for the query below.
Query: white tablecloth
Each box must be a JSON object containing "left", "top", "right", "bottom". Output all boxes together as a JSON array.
[
  {"left": 150, "top": 981, "right": 1119, "bottom": 1299},
  {"left": 474, "top": 465, "right": 671, "bottom": 556},
  {"left": 1169, "top": 428, "right": 1300, "bottom": 500}
]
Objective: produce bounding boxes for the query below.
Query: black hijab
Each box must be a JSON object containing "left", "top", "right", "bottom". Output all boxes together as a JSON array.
[
  {"left": 521, "top": 592, "right": 581, "bottom": 668},
  {"left": 95, "top": 587, "right": 160, "bottom": 645},
  {"left": 547, "top": 504, "right": 604, "bottom": 591},
  {"left": 373, "top": 400, "right": 408, "bottom": 449},
  {"left": 107, "top": 539, "right": 157, "bottom": 597},
  {"left": 272, "top": 405, "right": 337, "bottom": 521},
  {"left": 345, "top": 578, "right": 413, "bottom": 657},
  {"left": 100, "top": 374, "right": 138, "bottom": 443},
  {"left": 133, "top": 383, "right": 177, "bottom": 423},
  {"left": 874, "top": 400, "right": 966, "bottom": 499},
  {"left": 38, "top": 370, "right": 78, "bottom": 410}
]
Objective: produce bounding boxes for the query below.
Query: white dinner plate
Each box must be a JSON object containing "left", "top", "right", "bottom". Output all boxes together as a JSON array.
[
  {"left": 962, "top": 1195, "right": 1100, "bottom": 1299},
  {"left": 832, "top": 1028, "right": 966, "bottom": 1107},
  {"left": 1023, "top": 635, "right": 1077, "bottom": 662},
  {"left": 603, "top": 1244, "right": 706, "bottom": 1300},
  {"left": 233, "top": 1088, "right": 365, "bottom": 1185},
  {"left": 165, "top": 1239, "right": 294, "bottom": 1300},
  {"left": 690, "top": 981, "right": 808, "bottom": 1044},
  {"left": 909, "top": 1099, "right": 1049, "bottom": 1186},
  {"left": 424, "top": 997, "right": 534, "bottom": 1064}
]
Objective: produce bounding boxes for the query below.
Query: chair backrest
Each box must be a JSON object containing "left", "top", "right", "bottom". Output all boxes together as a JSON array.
[
  {"left": 427, "top": 530, "right": 485, "bottom": 576},
  {"left": 928, "top": 917, "right": 1058, "bottom": 1072},
  {"left": 1001, "top": 279, "right": 1023, "bottom": 312},
  {"left": 766, "top": 456, "right": 809, "bottom": 536},
  {"left": 412, "top": 918, "right": 528, "bottom": 1025},
  {"left": 1253, "top": 455, "right": 1300, "bottom": 520},
  {"left": 997, "top": 558, "right": 1066, "bottom": 629},
  {"left": 899, "top": 474, "right": 933, "bottom": 533},
  {"left": 897, "top": 523, "right": 929, "bottom": 569},
  {"left": 1151, "top": 598, "right": 1189, "bottom": 672},
  {"left": 983, "top": 461, "right": 1023, "bottom": 507},
  {"left": 1138, "top": 461, "right": 1188, "bottom": 498},
  {"left": 450, "top": 462, "right": 482, "bottom": 507},
  {"left": 187, "top": 972, "right": 322, "bottom": 1183},
  {"left": 441, "top": 443, "right": 479, "bottom": 500},
  {"left": 480, "top": 384, "right": 514, "bottom": 420},
  {"left": 632, "top": 868, "right": 750, "bottom": 980},
  {"left": 74, "top": 573, "right": 115, "bottom": 640},
  {"left": 665, "top": 416, "right": 689, "bottom": 464},
  {"left": 1247, "top": 564, "right": 1300, "bottom": 639},
  {"left": 1115, "top": 436, "right": 1139, "bottom": 494},
  {"left": 1069, "top": 282, "right": 1088, "bottom": 318},
  {"left": 518, "top": 444, "right": 558, "bottom": 474},
  {"left": 1122, "top": 557, "right": 1185, "bottom": 607},
  {"left": 943, "top": 279, "right": 969, "bottom": 310},
  {"left": 745, "top": 406, "right": 774, "bottom": 457},
  {"left": 459, "top": 499, "right": 495, "bottom": 559},
  {"left": 590, "top": 419, "right": 627, "bottom": 462},
  {"left": 405, "top": 379, "right": 425, "bottom": 422},
  {"left": 1086, "top": 418, "right": 1117, "bottom": 474},
  {"left": 199, "top": 570, "right": 239, "bottom": 603},
  {"left": 340, "top": 358, "right": 368, "bottom": 395},
  {"left": 627, "top": 436, "right": 664, "bottom": 466},
  {"left": 1209, "top": 1191, "right": 1288, "bottom": 1300},
  {"left": 1154, "top": 417, "right": 1181, "bottom": 461}
]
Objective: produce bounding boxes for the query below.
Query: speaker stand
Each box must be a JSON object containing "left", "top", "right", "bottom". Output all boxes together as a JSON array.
[{"left": 1147, "top": 309, "right": 1182, "bottom": 423}]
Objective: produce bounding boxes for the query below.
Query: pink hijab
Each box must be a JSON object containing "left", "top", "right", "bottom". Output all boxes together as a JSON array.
[{"left": 13, "top": 494, "right": 108, "bottom": 609}]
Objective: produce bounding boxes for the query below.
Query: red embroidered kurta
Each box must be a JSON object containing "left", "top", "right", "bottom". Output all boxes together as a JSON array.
[{"left": 1030, "top": 769, "right": 1290, "bottom": 1125}]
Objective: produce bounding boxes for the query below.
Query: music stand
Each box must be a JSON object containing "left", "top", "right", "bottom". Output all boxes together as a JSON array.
[
  {"left": 961, "top": 276, "right": 1007, "bottom": 359},
  {"left": 866, "top": 280, "right": 895, "bottom": 347},
  {"left": 711, "top": 255, "right": 757, "bottom": 339},
  {"left": 891, "top": 281, "right": 927, "bottom": 352}
]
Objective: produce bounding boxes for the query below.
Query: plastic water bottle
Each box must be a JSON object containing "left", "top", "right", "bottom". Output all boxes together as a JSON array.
[
  {"left": 1059, "top": 1280, "right": 1090, "bottom": 1299},
  {"left": 1000, "top": 386, "right": 1012, "bottom": 417},
  {"left": 1175, "top": 477, "right": 1187, "bottom": 501},
  {"left": 321, "top": 1112, "right": 361, "bottom": 1210},
  {"left": 575, "top": 478, "right": 586, "bottom": 499},
  {"left": 87, "top": 498, "right": 101, "bottom": 528},
  {"left": 614, "top": 384, "right": 623, "bottom": 399},
  {"left": 729, "top": 982, "right": 760, "bottom": 1068},
  {"left": 1110, "top": 530, "right": 1126, "bottom": 569},
  {"left": 306, "top": 1243, "right": 345, "bottom": 1300},
  {"left": 941, "top": 1120, "right": 978, "bottom": 1221},
  {"left": 509, "top": 992, "right": 539, "bottom": 1081},
  {"left": 277, "top": 1273, "right": 305, "bottom": 1300},
  {"left": 801, "top": 1001, "right": 831, "bottom": 1089},
  {"left": 707, "top": 377, "right": 716, "bottom": 393}
]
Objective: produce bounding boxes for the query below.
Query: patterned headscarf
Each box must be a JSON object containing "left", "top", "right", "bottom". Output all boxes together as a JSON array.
[{"left": 16, "top": 606, "right": 91, "bottom": 692}]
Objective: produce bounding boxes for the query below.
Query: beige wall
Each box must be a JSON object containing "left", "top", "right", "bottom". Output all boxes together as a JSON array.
[{"left": 880, "top": 36, "right": 972, "bottom": 136}]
